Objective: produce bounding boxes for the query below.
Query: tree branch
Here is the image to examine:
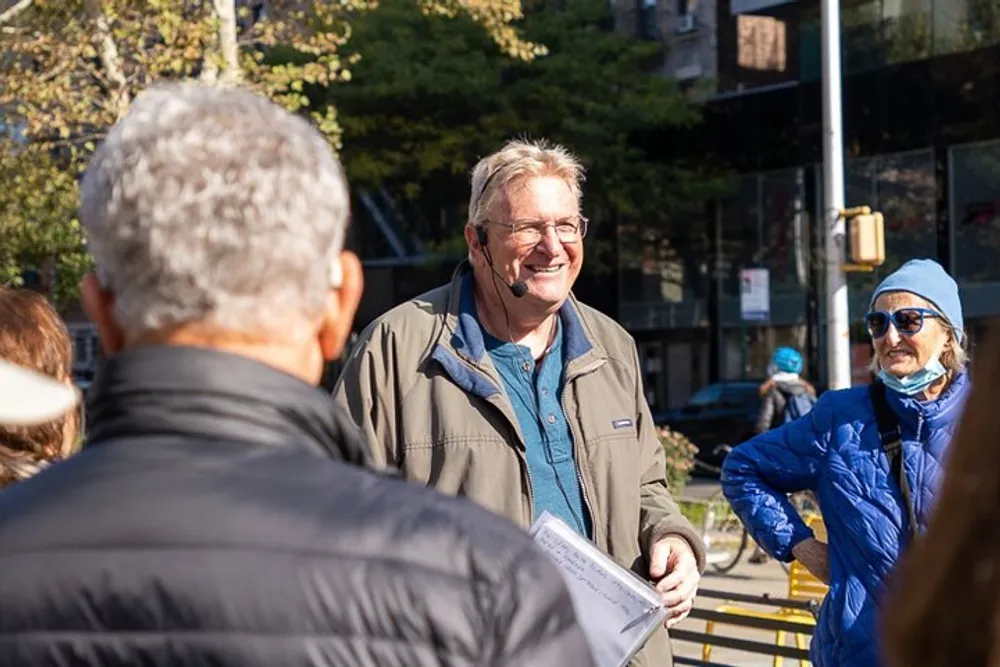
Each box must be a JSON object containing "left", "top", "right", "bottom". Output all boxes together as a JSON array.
[
  {"left": 84, "top": 0, "right": 130, "bottom": 118},
  {"left": 0, "top": 0, "right": 32, "bottom": 26},
  {"left": 213, "top": 0, "right": 241, "bottom": 84}
]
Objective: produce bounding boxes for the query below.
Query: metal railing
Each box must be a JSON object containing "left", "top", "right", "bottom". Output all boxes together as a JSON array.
[{"left": 672, "top": 588, "right": 818, "bottom": 667}]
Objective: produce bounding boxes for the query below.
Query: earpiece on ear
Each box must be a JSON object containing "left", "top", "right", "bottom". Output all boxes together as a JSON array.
[
  {"left": 475, "top": 225, "right": 488, "bottom": 249},
  {"left": 329, "top": 257, "right": 343, "bottom": 289}
]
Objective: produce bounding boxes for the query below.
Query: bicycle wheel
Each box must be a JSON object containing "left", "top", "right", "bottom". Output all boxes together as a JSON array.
[{"left": 702, "top": 490, "right": 748, "bottom": 574}]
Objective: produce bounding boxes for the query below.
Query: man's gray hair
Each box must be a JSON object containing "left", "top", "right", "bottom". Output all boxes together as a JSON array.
[
  {"left": 468, "top": 138, "right": 585, "bottom": 227},
  {"left": 80, "top": 82, "right": 349, "bottom": 339}
]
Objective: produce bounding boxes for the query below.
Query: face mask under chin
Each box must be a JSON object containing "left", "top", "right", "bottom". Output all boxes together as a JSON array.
[{"left": 878, "top": 346, "right": 948, "bottom": 397}]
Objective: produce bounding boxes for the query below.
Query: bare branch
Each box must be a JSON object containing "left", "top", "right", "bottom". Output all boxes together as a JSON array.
[
  {"left": 84, "top": 0, "right": 130, "bottom": 118},
  {"left": 38, "top": 58, "right": 75, "bottom": 85},
  {"left": 213, "top": 0, "right": 241, "bottom": 84},
  {"left": 0, "top": 0, "right": 32, "bottom": 26}
]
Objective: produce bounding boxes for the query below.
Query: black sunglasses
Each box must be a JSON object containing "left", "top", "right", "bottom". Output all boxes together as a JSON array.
[{"left": 865, "top": 308, "right": 941, "bottom": 339}]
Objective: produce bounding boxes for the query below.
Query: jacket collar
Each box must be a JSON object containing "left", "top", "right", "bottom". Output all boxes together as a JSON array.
[
  {"left": 437, "top": 261, "right": 605, "bottom": 369},
  {"left": 85, "top": 345, "right": 375, "bottom": 469},
  {"left": 886, "top": 370, "right": 970, "bottom": 431}
]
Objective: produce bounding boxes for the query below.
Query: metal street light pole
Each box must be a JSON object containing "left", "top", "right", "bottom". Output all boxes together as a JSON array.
[{"left": 821, "top": 0, "right": 851, "bottom": 389}]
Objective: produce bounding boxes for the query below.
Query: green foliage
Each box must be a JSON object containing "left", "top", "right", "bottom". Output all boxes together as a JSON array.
[
  {"left": 659, "top": 425, "right": 698, "bottom": 495},
  {"left": 330, "top": 0, "right": 731, "bottom": 271},
  {"left": 0, "top": 141, "right": 90, "bottom": 305},
  {"left": 676, "top": 498, "right": 707, "bottom": 527},
  {"left": 0, "top": 0, "right": 542, "bottom": 306}
]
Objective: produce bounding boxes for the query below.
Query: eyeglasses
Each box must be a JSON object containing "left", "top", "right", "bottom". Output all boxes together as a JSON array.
[
  {"left": 488, "top": 217, "right": 588, "bottom": 245},
  {"left": 865, "top": 308, "right": 941, "bottom": 339}
]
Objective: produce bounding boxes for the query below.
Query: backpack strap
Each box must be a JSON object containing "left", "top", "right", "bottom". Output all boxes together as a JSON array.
[
  {"left": 869, "top": 380, "right": 919, "bottom": 540},
  {"left": 770, "top": 388, "right": 790, "bottom": 429},
  {"left": 784, "top": 390, "right": 802, "bottom": 420}
]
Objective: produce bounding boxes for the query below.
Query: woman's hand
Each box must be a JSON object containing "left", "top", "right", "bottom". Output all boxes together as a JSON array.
[{"left": 791, "top": 537, "right": 830, "bottom": 584}]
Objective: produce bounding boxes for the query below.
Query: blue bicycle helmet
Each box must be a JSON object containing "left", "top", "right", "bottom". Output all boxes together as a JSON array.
[{"left": 770, "top": 347, "right": 804, "bottom": 374}]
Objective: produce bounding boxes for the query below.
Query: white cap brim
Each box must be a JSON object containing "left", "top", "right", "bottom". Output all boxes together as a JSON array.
[{"left": 0, "top": 359, "right": 81, "bottom": 426}]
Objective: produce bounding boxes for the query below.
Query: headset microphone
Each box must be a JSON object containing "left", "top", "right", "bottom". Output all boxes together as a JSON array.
[{"left": 477, "top": 226, "right": 528, "bottom": 298}]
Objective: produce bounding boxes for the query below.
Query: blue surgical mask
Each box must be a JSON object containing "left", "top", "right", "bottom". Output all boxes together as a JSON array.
[{"left": 878, "top": 357, "right": 948, "bottom": 396}]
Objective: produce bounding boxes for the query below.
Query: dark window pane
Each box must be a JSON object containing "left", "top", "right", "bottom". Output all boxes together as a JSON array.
[{"left": 952, "top": 140, "right": 1000, "bottom": 284}]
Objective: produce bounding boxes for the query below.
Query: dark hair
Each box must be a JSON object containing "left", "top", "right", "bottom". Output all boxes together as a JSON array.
[
  {"left": 0, "top": 287, "right": 77, "bottom": 486},
  {"left": 882, "top": 326, "right": 1000, "bottom": 667}
]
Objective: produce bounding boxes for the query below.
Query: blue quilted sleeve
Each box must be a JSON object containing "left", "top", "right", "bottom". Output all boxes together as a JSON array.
[{"left": 721, "top": 395, "right": 833, "bottom": 561}]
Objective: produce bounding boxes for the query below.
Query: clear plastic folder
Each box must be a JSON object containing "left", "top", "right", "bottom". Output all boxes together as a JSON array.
[{"left": 529, "top": 512, "right": 667, "bottom": 667}]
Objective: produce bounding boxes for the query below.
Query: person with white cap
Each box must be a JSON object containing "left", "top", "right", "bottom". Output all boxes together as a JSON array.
[
  {"left": 0, "top": 360, "right": 79, "bottom": 427},
  {"left": 722, "top": 258, "right": 970, "bottom": 667},
  {"left": 0, "top": 286, "right": 81, "bottom": 486}
]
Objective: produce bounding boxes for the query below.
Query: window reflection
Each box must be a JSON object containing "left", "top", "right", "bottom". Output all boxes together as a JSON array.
[
  {"left": 842, "top": 0, "right": 887, "bottom": 72},
  {"left": 720, "top": 169, "right": 808, "bottom": 298},
  {"left": 825, "top": 0, "right": 995, "bottom": 74},
  {"left": 617, "top": 215, "right": 711, "bottom": 306},
  {"left": 760, "top": 169, "right": 808, "bottom": 294},
  {"left": 951, "top": 140, "right": 1000, "bottom": 283},
  {"left": 884, "top": 0, "right": 932, "bottom": 64},
  {"left": 721, "top": 323, "right": 808, "bottom": 380},
  {"left": 737, "top": 15, "right": 788, "bottom": 72},
  {"left": 932, "top": 0, "right": 998, "bottom": 55},
  {"left": 720, "top": 174, "right": 759, "bottom": 296},
  {"left": 842, "top": 149, "right": 936, "bottom": 317}
]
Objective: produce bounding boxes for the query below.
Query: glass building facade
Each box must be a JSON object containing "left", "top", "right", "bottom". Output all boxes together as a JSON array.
[{"left": 621, "top": 14, "right": 1000, "bottom": 409}]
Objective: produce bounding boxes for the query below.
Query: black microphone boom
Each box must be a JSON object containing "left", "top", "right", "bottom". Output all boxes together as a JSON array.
[{"left": 488, "top": 263, "right": 528, "bottom": 298}]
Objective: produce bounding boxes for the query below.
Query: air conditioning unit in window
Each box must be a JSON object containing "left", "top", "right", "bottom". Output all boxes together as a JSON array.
[{"left": 675, "top": 12, "right": 696, "bottom": 33}]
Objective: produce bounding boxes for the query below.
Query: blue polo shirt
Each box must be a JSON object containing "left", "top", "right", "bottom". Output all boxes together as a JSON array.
[{"left": 481, "top": 322, "right": 593, "bottom": 538}]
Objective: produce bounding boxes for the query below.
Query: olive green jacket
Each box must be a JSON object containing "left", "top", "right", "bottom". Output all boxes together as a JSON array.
[{"left": 333, "top": 264, "right": 706, "bottom": 667}]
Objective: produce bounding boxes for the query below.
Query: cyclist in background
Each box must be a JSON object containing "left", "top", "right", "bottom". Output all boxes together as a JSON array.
[
  {"left": 747, "top": 346, "right": 816, "bottom": 564},
  {"left": 755, "top": 347, "right": 816, "bottom": 435}
]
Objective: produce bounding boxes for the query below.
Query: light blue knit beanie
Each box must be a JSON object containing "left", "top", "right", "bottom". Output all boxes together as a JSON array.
[{"left": 869, "top": 258, "right": 964, "bottom": 342}]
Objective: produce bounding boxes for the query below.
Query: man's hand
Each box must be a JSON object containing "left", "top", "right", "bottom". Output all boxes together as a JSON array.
[
  {"left": 791, "top": 537, "right": 830, "bottom": 584},
  {"left": 649, "top": 535, "right": 701, "bottom": 629}
]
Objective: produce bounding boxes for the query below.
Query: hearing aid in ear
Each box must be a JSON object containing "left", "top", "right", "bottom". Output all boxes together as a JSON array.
[{"left": 329, "top": 257, "right": 343, "bottom": 289}]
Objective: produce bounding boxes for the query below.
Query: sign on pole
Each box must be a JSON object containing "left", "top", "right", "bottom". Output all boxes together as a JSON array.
[{"left": 740, "top": 268, "right": 770, "bottom": 322}]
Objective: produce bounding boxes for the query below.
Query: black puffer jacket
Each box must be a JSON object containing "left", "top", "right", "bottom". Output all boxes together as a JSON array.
[{"left": 0, "top": 346, "right": 594, "bottom": 667}]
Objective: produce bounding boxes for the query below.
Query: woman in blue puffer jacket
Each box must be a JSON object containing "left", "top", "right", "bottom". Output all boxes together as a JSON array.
[{"left": 722, "top": 258, "right": 971, "bottom": 667}]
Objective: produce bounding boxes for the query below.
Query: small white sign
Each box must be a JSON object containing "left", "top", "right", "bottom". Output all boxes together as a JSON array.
[{"left": 740, "top": 267, "right": 770, "bottom": 322}]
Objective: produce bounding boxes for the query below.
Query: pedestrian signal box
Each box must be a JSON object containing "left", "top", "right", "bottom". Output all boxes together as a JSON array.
[{"left": 844, "top": 206, "right": 885, "bottom": 269}]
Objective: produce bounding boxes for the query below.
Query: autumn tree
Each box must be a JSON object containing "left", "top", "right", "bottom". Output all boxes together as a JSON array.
[
  {"left": 329, "top": 0, "right": 728, "bottom": 280},
  {"left": 0, "top": 0, "right": 541, "bottom": 304}
]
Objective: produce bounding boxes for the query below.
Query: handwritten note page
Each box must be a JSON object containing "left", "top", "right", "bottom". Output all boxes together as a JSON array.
[{"left": 530, "top": 513, "right": 666, "bottom": 667}]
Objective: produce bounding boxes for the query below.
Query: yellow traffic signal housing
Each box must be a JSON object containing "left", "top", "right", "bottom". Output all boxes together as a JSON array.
[
  {"left": 849, "top": 210, "right": 885, "bottom": 266},
  {"left": 840, "top": 206, "right": 885, "bottom": 270}
]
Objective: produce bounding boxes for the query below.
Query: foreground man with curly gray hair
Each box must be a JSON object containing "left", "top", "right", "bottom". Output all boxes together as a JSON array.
[{"left": 0, "top": 83, "right": 594, "bottom": 667}]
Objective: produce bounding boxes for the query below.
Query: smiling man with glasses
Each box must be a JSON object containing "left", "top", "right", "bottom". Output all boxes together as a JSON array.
[{"left": 334, "top": 138, "right": 705, "bottom": 667}]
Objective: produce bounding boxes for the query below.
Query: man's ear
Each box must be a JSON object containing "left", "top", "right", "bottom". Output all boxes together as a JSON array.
[
  {"left": 80, "top": 272, "right": 124, "bottom": 356},
  {"left": 465, "top": 224, "right": 487, "bottom": 266},
  {"left": 318, "top": 251, "right": 363, "bottom": 361}
]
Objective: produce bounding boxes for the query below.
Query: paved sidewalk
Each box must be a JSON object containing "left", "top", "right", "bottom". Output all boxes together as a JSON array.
[
  {"left": 671, "top": 556, "right": 808, "bottom": 666},
  {"left": 680, "top": 477, "right": 723, "bottom": 502}
]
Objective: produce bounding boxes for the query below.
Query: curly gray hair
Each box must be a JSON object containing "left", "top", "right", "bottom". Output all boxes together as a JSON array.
[{"left": 80, "top": 82, "right": 349, "bottom": 339}]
